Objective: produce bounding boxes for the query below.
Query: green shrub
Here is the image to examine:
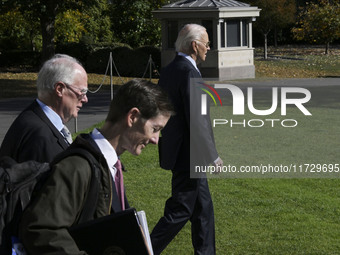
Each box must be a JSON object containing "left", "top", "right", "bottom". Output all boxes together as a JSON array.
[
  {"left": 0, "top": 43, "right": 161, "bottom": 77},
  {"left": 136, "top": 46, "right": 161, "bottom": 74},
  {"left": 86, "top": 45, "right": 161, "bottom": 78},
  {"left": 55, "top": 40, "right": 131, "bottom": 68},
  {"left": 0, "top": 51, "right": 41, "bottom": 69},
  {"left": 55, "top": 41, "right": 91, "bottom": 64}
]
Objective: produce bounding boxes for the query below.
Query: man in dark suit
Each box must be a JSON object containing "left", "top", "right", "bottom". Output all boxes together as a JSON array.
[
  {"left": 151, "top": 24, "right": 223, "bottom": 255},
  {"left": 0, "top": 54, "right": 88, "bottom": 163}
]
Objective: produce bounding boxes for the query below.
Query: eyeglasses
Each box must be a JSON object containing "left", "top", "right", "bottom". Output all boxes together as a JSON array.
[
  {"left": 196, "top": 40, "right": 211, "bottom": 48},
  {"left": 64, "top": 83, "right": 88, "bottom": 98}
]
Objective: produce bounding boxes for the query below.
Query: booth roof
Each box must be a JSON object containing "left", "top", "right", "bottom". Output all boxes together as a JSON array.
[{"left": 163, "top": 0, "right": 250, "bottom": 8}]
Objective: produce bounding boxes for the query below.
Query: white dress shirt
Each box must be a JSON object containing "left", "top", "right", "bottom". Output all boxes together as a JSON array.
[
  {"left": 36, "top": 99, "right": 64, "bottom": 132},
  {"left": 90, "top": 128, "right": 118, "bottom": 180}
]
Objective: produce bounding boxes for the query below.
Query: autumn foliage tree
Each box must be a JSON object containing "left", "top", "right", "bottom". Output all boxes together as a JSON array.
[
  {"left": 245, "top": 0, "right": 296, "bottom": 59},
  {"left": 0, "top": 8, "right": 40, "bottom": 51},
  {"left": 0, "top": 0, "right": 100, "bottom": 61},
  {"left": 292, "top": 0, "right": 340, "bottom": 54},
  {"left": 109, "top": 0, "right": 168, "bottom": 48},
  {"left": 55, "top": 10, "right": 88, "bottom": 44},
  {"left": 0, "top": 0, "right": 167, "bottom": 61}
]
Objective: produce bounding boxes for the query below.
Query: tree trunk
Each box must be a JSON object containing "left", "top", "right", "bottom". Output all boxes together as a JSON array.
[
  {"left": 325, "top": 42, "right": 329, "bottom": 55},
  {"left": 40, "top": 17, "right": 55, "bottom": 62},
  {"left": 40, "top": 2, "right": 58, "bottom": 62},
  {"left": 274, "top": 26, "right": 278, "bottom": 48},
  {"left": 264, "top": 33, "right": 268, "bottom": 60},
  {"left": 29, "top": 30, "right": 35, "bottom": 52}
]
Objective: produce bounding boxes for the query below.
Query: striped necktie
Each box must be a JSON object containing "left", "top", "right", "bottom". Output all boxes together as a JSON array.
[{"left": 61, "top": 125, "right": 72, "bottom": 144}]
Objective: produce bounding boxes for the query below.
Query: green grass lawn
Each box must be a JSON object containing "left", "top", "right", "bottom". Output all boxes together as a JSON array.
[
  {"left": 255, "top": 55, "right": 340, "bottom": 78},
  {"left": 255, "top": 45, "right": 340, "bottom": 78},
  {"left": 120, "top": 149, "right": 340, "bottom": 254}
]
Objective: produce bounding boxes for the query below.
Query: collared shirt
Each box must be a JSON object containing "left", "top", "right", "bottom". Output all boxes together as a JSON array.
[
  {"left": 36, "top": 99, "right": 64, "bottom": 132},
  {"left": 178, "top": 52, "right": 201, "bottom": 75},
  {"left": 90, "top": 128, "right": 118, "bottom": 180}
]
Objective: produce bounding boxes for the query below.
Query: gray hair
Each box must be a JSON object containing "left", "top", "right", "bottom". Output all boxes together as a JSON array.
[
  {"left": 37, "top": 54, "right": 83, "bottom": 96},
  {"left": 175, "top": 24, "right": 207, "bottom": 53}
]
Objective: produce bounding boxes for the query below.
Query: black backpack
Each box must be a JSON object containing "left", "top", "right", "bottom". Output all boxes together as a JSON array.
[{"left": 0, "top": 148, "right": 101, "bottom": 255}]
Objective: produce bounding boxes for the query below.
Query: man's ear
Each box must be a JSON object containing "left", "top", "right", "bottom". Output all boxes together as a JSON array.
[
  {"left": 126, "top": 107, "right": 141, "bottom": 127},
  {"left": 55, "top": 82, "right": 65, "bottom": 97},
  {"left": 192, "top": 41, "right": 198, "bottom": 54}
]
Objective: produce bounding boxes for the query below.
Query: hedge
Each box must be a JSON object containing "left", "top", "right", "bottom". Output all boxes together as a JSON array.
[
  {"left": 0, "top": 43, "right": 161, "bottom": 78},
  {"left": 0, "top": 51, "right": 41, "bottom": 70},
  {"left": 85, "top": 45, "right": 161, "bottom": 78}
]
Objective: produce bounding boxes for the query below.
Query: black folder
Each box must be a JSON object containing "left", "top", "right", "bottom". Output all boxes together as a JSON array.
[{"left": 69, "top": 208, "right": 151, "bottom": 255}]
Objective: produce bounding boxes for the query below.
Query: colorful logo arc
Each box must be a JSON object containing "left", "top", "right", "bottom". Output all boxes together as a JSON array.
[{"left": 199, "top": 83, "right": 223, "bottom": 106}]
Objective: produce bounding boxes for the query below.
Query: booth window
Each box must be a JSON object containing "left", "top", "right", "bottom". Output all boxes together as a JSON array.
[
  {"left": 242, "top": 20, "right": 248, "bottom": 46},
  {"left": 220, "top": 19, "right": 249, "bottom": 48},
  {"left": 227, "top": 20, "right": 240, "bottom": 47}
]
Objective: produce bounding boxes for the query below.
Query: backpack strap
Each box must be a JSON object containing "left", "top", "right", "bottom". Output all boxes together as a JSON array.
[{"left": 51, "top": 148, "right": 102, "bottom": 223}]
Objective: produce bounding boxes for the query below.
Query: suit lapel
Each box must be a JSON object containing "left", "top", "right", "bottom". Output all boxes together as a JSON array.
[{"left": 31, "top": 100, "right": 69, "bottom": 149}]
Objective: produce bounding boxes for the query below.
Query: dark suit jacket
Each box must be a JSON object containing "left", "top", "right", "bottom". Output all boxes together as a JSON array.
[
  {"left": 0, "top": 100, "right": 69, "bottom": 163},
  {"left": 158, "top": 54, "right": 218, "bottom": 171}
]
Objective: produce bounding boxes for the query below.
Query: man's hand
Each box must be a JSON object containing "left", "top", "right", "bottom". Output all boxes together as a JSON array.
[{"left": 213, "top": 157, "right": 223, "bottom": 173}]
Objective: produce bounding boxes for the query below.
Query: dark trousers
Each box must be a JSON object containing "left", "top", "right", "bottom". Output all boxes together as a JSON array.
[{"left": 151, "top": 170, "right": 215, "bottom": 255}]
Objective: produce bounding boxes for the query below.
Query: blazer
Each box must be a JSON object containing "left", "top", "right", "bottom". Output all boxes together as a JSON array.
[
  {"left": 0, "top": 100, "right": 69, "bottom": 163},
  {"left": 158, "top": 54, "right": 218, "bottom": 171}
]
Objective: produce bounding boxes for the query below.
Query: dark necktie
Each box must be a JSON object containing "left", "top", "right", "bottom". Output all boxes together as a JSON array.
[{"left": 114, "top": 159, "right": 125, "bottom": 210}]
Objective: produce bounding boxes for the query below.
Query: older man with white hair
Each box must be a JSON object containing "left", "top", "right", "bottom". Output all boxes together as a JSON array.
[
  {"left": 151, "top": 24, "right": 223, "bottom": 255},
  {"left": 0, "top": 54, "right": 88, "bottom": 163}
]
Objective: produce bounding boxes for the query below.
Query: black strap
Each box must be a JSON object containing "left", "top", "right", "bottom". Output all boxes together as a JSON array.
[{"left": 51, "top": 148, "right": 101, "bottom": 223}]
